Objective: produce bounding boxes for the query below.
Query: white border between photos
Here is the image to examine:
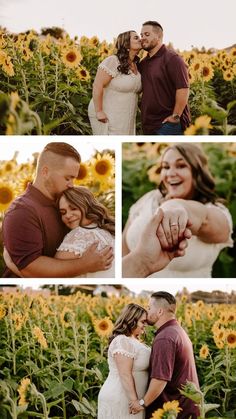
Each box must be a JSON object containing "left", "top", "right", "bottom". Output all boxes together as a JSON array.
[{"left": 0, "top": 135, "right": 236, "bottom": 295}]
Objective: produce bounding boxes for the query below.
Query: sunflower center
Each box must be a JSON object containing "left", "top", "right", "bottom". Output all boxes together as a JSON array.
[
  {"left": 227, "top": 334, "right": 236, "bottom": 344},
  {"left": 202, "top": 67, "right": 210, "bottom": 76},
  {"left": 78, "top": 165, "right": 87, "bottom": 180},
  {"left": 99, "top": 321, "right": 109, "bottom": 331},
  {"left": 66, "top": 52, "right": 77, "bottom": 62},
  {"left": 95, "top": 161, "right": 109, "bottom": 175},
  {"left": 0, "top": 187, "right": 13, "bottom": 204}
]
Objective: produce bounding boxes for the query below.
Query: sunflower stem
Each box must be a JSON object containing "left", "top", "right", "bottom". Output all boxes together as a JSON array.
[{"left": 51, "top": 61, "right": 59, "bottom": 120}]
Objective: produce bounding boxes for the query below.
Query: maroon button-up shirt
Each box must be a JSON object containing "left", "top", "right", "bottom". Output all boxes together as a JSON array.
[
  {"left": 139, "top": 45, "right": 191, "bottom": 134},
  {"left": 146, "top": 319, "right": 200, "bottom": 419},
  {"left": 2, "top": 184, "right": 68, "bottom": 277}
]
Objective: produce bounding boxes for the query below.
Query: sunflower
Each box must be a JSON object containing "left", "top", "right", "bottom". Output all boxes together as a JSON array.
[
  {"left": 91, "top": 153, "right": 115, "bottom": 182},
  {"left": 11, "top": 313, "right": 25, "bottom": 331},
  {"left": 40, "top": 36, "right": 51, "bottom": 55},
  {"left": 151, "top": 408, "right": 164, "bottom": 419},
  {"left": 201, "top": 64, "right": 214, "bottom": 82},
  {"left": 33, "top": 326, "right": 48, "bottom": 349},
  {"left": 194, "top": 115, "right": 213, "bottom": 131},
  {"left": 0, "top": 182, "right": 16, "bottom": 211},
  {"left": 1, "top": 160, "right": 17, "bottom": 174},
  {"left": 219, "top": 312, "right": 228, "bottom": 324},
  {"left": 223, "top": 69, "right": 234, "bottom": 81},
  {"left": 207, "top": 309, "right": 214, "bottom": 320},
  {"left": 17, "top": 172, "right": 34, "bottom": 194},
  {"left": 226, "top": 329, "right": 236, "bottom": 349},
  {"left": 61, "top": 47, "right": 82, "bottom": 68},
  {"left": 190, "top": 58, "right": 202, "bottom": 74},
  {"left": 1, "top": 56, "right": 14, "bottom": 77},
  {"left": 199, "top": 344, "right": 209, "bottom": 359},
  {"left": 74, "top": 162, "right": 91, "bottom": 185},
  {"left": 60, "top": 307, "right": 74, "bottom": 328},
  {"left": 152, "top": 400, "right": 182, "bottom": 419},
  {"left": 227, "top": 312, "right": 236, "bottom": 323},
  {"left": 184, "top": 124, "right": 197, "bottom": 135},
  {"left": 21, "top": 46, "right": 33, "bottom": 61},
  {"left": 18, "top": 378, "right": 31, "bottom": 406},
  {"left": 89, "top": 36, "right": 100, "bottom": 47},
  {"left": 79, "top": 35, "right": 90, "bottom": 46},
  {"left": 216, "top": 328, "right": 226, "bottom": 341},
  {"left": 76, "top": 66, "right": 90, "bottom": 81},
  {"left": 0, "top": 304, "right": 7, "bottom": 320},
  {"left": 93, "top": 317, "right": 113, "bottom": 338},
  {"left": 148, "top": 164, "right": 161, "bottom": 184},
  {"left": 196, "top": 300, "right": 204, "bottom": 309}
]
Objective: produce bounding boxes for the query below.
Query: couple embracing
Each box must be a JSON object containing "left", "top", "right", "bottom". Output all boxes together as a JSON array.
[
  {"left": 2, "top": 142, "right": 114, "bottom": 278},
  {"left": 88, "top": 21, "right": 191, "bottom": 135},
  {"left": 98, "top": 291, "right": 200, "bottom": 419}
]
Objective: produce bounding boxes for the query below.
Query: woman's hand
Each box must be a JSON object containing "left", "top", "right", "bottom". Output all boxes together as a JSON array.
[
  {"left": 96, "top": 110, "right": 108, "bottom": 123},
  {"left": 129, "top": 399, "right": 144, "bottom": 414},
  {"left": 156, "top": 205, "right": 191, "bottom": 250}
]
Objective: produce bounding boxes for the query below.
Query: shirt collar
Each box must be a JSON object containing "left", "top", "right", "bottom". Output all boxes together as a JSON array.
[
  {"left": 146, "top": 44, "right": 166, "bottom": 60},
  {"left": 155, "top": 318, "right": 178, "bottom": 335},
  {"left": 26, "top": 183, "right": 58, "bottom": 208}
]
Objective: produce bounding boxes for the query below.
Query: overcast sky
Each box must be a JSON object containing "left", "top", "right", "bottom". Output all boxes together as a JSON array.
[{"left": 0, "top": 0, "right": 235, "bottom": 50}]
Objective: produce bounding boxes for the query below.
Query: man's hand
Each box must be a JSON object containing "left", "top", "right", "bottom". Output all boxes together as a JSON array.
[{"left": 122, "top": 209, "right": 191, "bottom": 277}]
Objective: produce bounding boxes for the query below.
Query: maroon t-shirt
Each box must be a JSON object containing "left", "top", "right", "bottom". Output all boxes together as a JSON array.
[
  {"left": 2, "top": 184, "right": 68, "bottom": 277},
  {"left": 139, "top": 45, "right": 191, "bottom": 134},
  {"left": 146, "top": 319, "right": 200, "bottom": 419}
]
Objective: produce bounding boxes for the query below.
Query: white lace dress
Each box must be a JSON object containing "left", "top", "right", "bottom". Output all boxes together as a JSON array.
[
  {"left": 98, "top": 335, "right": 151, "bottom": 419},
  {"left": 88, "top": 55, "right": 142, "bottom": 135},
  {"left": 57, "top": 224, "right": 115, "bottom": 277},
  {"left": 126, "top": 190, "right": 233, "bottom": 277}
]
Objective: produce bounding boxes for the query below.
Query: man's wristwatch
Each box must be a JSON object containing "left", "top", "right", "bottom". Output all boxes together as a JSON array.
[
  {"left": 171, "top": 113, "right": 180, "bottom": 121},
  {"left": 139, "top": 399, "right": 145, "bottom": 407}
]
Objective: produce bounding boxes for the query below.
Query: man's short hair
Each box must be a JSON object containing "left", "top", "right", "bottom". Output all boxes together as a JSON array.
[
  {"left": 142, "top": 21, "right": 163, "bottom": 31},
  {"left": 43, "top": 142, "right": 81, "bottom": 164},
  {"left": 151, "top": 291, "right": 176, "bottom": 305}
]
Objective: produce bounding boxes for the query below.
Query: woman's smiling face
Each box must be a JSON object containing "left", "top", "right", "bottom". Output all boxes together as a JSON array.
[
  {"left": 59, "top": 195, "right": 82, "bottom": 229},
  {"left": 160, "top": 148, "right": 194, "bottom": 199}
]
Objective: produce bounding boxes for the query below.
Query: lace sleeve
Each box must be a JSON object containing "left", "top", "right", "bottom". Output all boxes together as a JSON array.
[
  {"left": 109, "top": 335, "right": 136, "bottom": 359},
  {"left": 98, "top": 55, "right": 119, "bottom": 77},
  {"left": 57, "top": 227, "right": 95, "bottom": 256}
]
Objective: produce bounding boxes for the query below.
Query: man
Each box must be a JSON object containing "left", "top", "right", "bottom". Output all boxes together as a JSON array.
[
  {"left": 139, "top": 21, "right": 191, "bottom": 135},
  {"left": 2, "top": 142, "right": 113, "bottom": 277},
  {"left": 130, "top": 291, "right": 200, "bottom": 418},
  {"left": 122, "top": 209, "right": 191, "bottom": 277}
]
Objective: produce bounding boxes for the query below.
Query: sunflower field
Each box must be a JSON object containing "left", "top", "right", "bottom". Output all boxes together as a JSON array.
[
  {"left": 0, "top": 148, "right": 115, "bottom": 275},
  {"left": 0, "top": 27, "right": 236, "bottom": 135},
  {"left": 122, "top": 142, "right": 236, "bottom": 277},
  {"left": 0, "top": 288, "right": 236, "bottom": 418}
]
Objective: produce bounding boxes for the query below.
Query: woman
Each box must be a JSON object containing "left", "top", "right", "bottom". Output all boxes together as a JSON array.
[
  {"left": 123, "top": 143, "right": 233, "bottom": 277},
  {"left": 98, "top": 303, "right": 150, "bottom": 419},
  {"left": 55, "top": 186, "right": 115, "bottom": 277},
  {"left": 88, "top": 31, "right": 142, "bottom": 135},
  {"left": 5, "top": 186, "right": 115, "bottom": 278}
]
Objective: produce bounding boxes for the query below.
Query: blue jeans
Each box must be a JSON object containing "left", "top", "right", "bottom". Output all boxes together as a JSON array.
[{"left": 153, "top": 122, "right": 183, "bottom": 135}]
